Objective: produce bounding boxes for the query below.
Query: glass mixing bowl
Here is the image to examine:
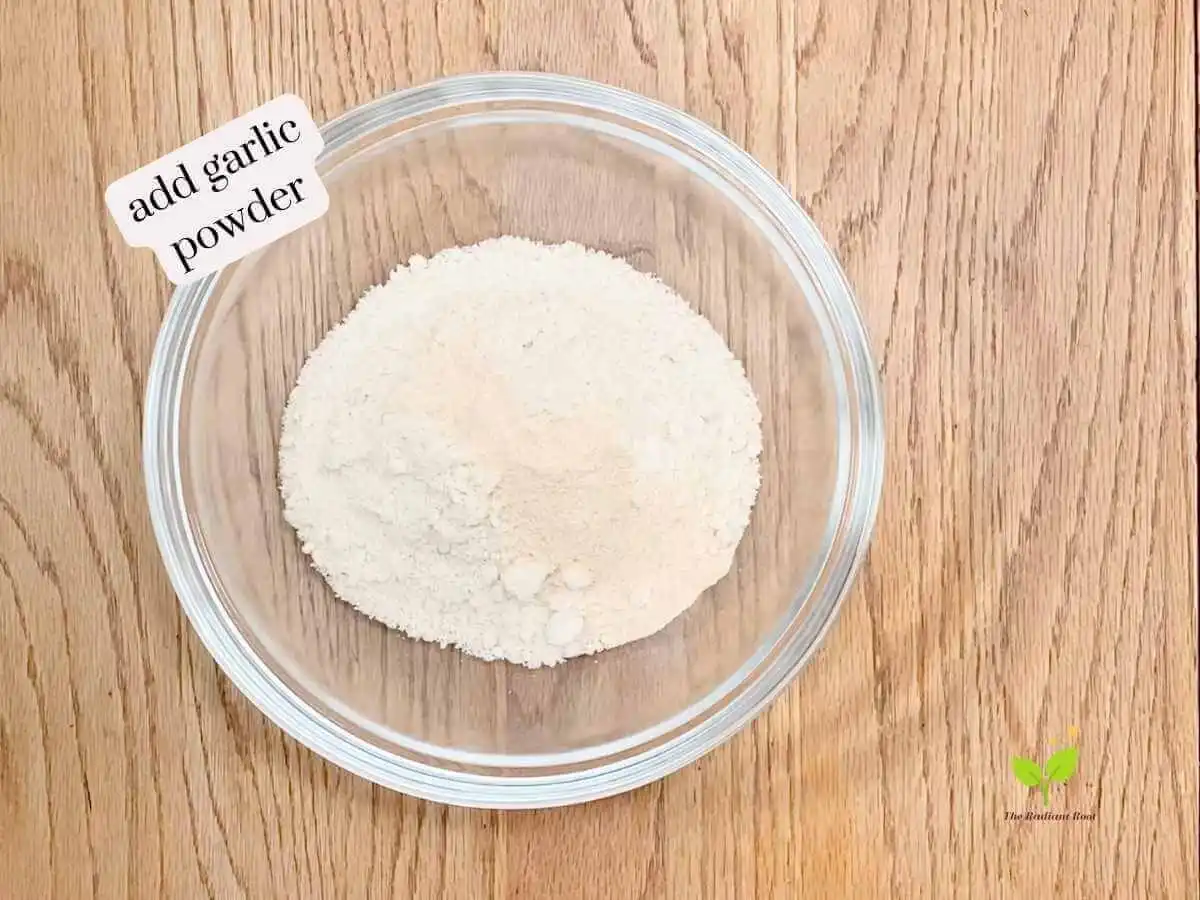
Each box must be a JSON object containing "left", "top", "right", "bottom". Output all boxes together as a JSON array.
[{"left": 144, "top": 73, "right": 884, "bottom": 808}]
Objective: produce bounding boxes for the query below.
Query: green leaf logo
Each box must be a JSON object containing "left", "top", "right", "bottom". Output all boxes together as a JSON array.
[
  {"left": 1011, "top": 756, "right": 1043, "bottom": 787},
  {"left": 1011, "top": 742, "right": 1079, "bottom": 806},
  {"left": 1044, "top": 747, "right": 1078, "bottom": 783}
]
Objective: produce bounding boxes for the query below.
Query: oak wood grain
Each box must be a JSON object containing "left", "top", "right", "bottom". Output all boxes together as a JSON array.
[{"left": 0, "top": 0, "right": 1196, "bottom": 897}]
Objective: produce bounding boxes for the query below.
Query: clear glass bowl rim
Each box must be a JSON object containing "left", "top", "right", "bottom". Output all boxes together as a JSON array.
[{"left": 143, "top": 72, "right": 885, "bottom": 808}]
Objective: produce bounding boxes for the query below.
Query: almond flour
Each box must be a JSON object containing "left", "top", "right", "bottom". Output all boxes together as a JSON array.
[{"left": 279, "top": 237, "right": 762, "bottom": 667}]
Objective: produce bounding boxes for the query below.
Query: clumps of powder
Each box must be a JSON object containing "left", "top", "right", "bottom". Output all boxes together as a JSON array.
[{"left": 279, "top": 237, "right": 762, "bottom": 667}]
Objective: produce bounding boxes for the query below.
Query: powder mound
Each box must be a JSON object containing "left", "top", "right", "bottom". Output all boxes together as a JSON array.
[{"left": 279, "top": 237, "right": 762, "bottom": 667}]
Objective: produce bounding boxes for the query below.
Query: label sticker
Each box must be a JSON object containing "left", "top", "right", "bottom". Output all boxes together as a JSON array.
[{"left": 105, "top": 94, "right": 328, "bottom": 285}]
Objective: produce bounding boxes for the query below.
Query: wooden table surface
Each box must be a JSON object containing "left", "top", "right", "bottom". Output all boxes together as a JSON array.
[{"left": 1, "top": 0, "right": 1196, "bottom": 897}]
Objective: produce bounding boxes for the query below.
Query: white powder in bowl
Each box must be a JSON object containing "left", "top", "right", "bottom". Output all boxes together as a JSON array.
[{"left": 279, "top": 237, "right": 762, "bottom": 667}]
